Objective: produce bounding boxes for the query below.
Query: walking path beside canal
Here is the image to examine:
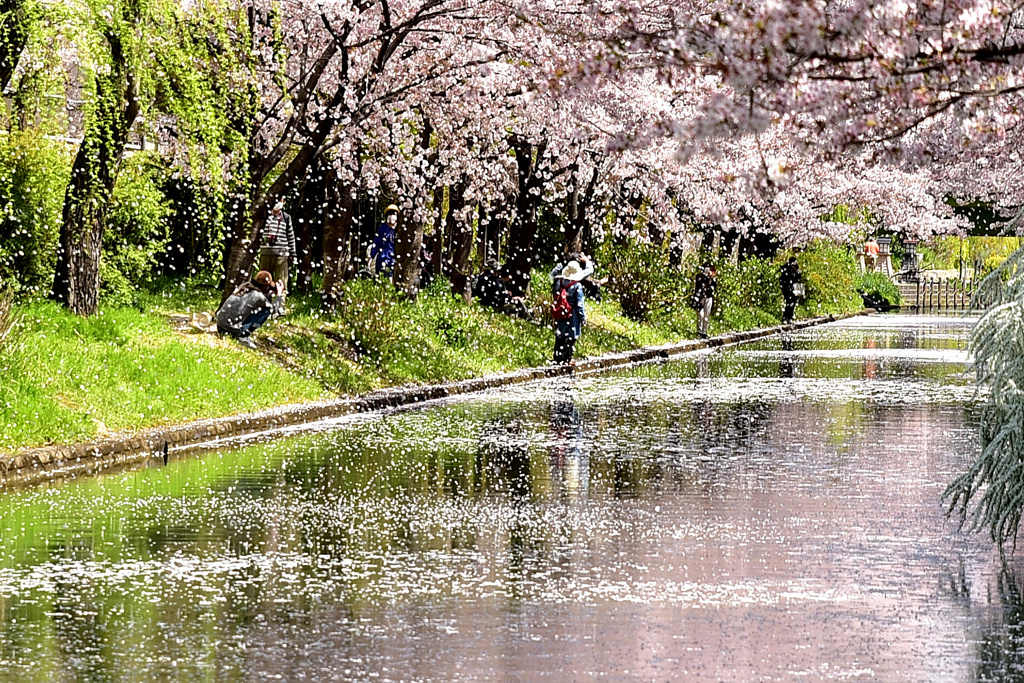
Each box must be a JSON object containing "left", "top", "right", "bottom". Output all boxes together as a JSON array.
[{"left": 1, "top": 311, "right": 870, "bottom": 485}]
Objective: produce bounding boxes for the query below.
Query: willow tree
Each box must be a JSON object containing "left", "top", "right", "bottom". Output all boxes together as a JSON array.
[
  {"left": 944, "top": 239, "right": 1024, "bottom": 545},
  {"left": 0, "top": 0, "right": 30, "bottom": 92},
  {"left": 48, "top": 0, "right": 147, "bottom": 315},
  {"left": 48, "top": 0, "right": 242, "bottom": 315}
]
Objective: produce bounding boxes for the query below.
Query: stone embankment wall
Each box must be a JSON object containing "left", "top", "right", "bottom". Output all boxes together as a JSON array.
[{"left": 0, "top": 312, "right": 869, "bottom": 486}]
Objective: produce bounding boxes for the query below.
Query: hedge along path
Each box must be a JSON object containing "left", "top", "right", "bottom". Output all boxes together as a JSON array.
[{"left": 0, "top": 311, "right": 870, "bottom": 488}]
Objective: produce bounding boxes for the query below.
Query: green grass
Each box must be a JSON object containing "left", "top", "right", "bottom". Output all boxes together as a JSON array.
[
  {"left": 0, "top": 301, "right": 327, "bottom": 451},
  {"left": 1, "top": 259, "right": 866, "bottom": 452}
]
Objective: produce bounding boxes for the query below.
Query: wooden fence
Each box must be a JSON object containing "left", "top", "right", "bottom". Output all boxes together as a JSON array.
[{"left": 899, "top": 278, "right": 988, "bottom": 311}]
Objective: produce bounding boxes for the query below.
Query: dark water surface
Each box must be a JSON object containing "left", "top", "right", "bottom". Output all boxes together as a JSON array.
[{"left": 1, "top": 314, "right": 1018, "bottom": 681}]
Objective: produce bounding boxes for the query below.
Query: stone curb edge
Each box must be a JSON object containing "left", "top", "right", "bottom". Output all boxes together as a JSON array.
[{"left": 0, "top": 310, "right": 872, "bottom": 486}]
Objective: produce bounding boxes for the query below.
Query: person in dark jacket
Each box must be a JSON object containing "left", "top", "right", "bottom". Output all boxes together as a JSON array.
[
  {"left": 473, "top": 260, "right": 532, "bottom": 320},
  {"left": 370, "top": 204, "right": 399, "bottom": 277},
  {"left": 216, "top": 270, "right": 283, "bottom": 349},
  {"left": 474, "top": 260, "right": 508, "bottom": 309},
  {"left": 418, "top": 237, "right": 434, "bottom": 290},
  {"left": 552, "top": 260, "right": 588, "bottom": 365},
  {"left": 780, "top": 256, "right": 802, "bottom": 324},
  {"left": 692, "top": 262, "right": 717, "bottom": 339}
]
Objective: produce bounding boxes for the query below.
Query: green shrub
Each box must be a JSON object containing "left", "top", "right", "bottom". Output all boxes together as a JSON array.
[
  {"left": 715, "top": 256, "right": 781, "bottom": 317},
  {"left": 857, "top": 272, "right": 902, "bottom": 307},
  {"left": 0, "top": 131, "right": 72, "bottom": 295},
  {"left": 603, "top": 240, "right": 680, "bottom": 322},
  {"left": 333, "top": 278, "right": 401, "bottom": 363},
  {"left": 101, "top": 153, "right": 172, "bottom": 306},
  {"left": 796, "top": 242, "right": 861, "bottom": 314}
]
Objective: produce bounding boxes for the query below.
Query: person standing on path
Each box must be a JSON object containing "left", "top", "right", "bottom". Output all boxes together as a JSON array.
[
  {"left": 216, "top": 270, "right": 284, "bottom": 348},
  {"left": 692, "top": 262, "right": 717, "bottom": 339},
  {"left": 863, "top": 236, "right": 879, "bottom": 272},
  {"left": 780, "top": 256, "right": 802, "bottom": 324},
  {"left": 259, "top": 201, "right": 295, "bottom": 312},
  {"left": 370, "top": 204, "right": 399, "bottom": 278},
  {"left": 552, "top": 260, "right": 587, "bottom": 365}
]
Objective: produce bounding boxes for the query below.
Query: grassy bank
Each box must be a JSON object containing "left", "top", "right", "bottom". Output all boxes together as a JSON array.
[{"left": 0, "top": 248, "right": 868, "bottom": 452}]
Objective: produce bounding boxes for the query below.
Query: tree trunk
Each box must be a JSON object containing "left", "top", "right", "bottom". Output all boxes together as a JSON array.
[
  {"left": 294, "top": 161, "right": 328, "bottom": 293},
  {"left": 618, "top": 190, "right": 644, "bottom": 238},
  {"left": 448, "top": 181, "right": 473, "bottom": 303},
  {"left": 566, "top": 181, "right": 582, "bottom": 258},
  {"left": 431, "top": 186, "right": 448, "bottom": 277},
  {"left": 505, "top": 136, "right": 547, "bottom": 298},
  {"left": 392, "top": 209, "right": 423, "bottom": 296},
  {"left": 220, "top": 192, "right": 266, "bottom": 302},
  {"left": 321, "top": 173, "right": 354, "bottom": 313},
  {"left": 477, "top": 203, "right": 505, "bottom": 267},
  {"left": 354, "top": 190, "right": 376, "bottom": 272},
  {"left": 565, "top": 166, "right": 597, "bottom": 257},
  {"left": 296, "top": 216, "right": 315, "bottom": 293},
  {"left": 393, "top": 118, "right": 434, "bottom": 297},
  {"left": 51, "top": 192, "right": 104, "bottom": 316},
  {"left": 51, "top": 30, "right": 140, "bottom": 316}
]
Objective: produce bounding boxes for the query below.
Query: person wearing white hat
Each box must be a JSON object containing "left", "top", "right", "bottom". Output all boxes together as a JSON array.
[
  {"left": 260, "top": 200, "right": 295, "bottom": 311},
  {"left": 551, "top": 260, "right": 588, "bottom": 365},
  {"left": 550, "top": 252, "right": 594, "bottom": 289}
]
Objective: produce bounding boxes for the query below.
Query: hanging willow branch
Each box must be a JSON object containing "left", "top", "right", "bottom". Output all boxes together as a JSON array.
[{"left": 944, "top": 243, "right": 1024, "bottom": 546}]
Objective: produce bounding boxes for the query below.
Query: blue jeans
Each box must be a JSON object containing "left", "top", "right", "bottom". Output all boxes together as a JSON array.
[
  {"left": 238, "top": 308, "right": 271, "bottom": 337},
  {"left": 553, "top": 329, "right": 577, "bottom": 364}
]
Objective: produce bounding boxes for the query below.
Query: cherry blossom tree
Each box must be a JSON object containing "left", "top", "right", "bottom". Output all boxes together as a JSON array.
[
  {"left": 572, "top": 0, "right": 1024, "bottom": 543},
  {"left": 216, "top": 0, "right": 527, "bottom": 304},
  {"left": 507, "top": 0, "right": 1020, "bottom": 247},
  {"left": 576, "top": 0, "right": 1019, "bottom": 152}
]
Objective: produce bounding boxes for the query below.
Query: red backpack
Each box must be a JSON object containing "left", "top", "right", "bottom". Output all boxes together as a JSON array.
[{"left": 551, "top": 283, "right": 574, "bottom": 321}]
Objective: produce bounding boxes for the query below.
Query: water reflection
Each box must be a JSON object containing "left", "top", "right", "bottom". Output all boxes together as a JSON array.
[
  {"left": 546, "top": 387, "right": 588, "bottom": 501},
  {"left": 779, "top": 333, "right": 797, "bottom": 378},
  {"left": 477, "top": 416, "right": 532, "bottom": 500},
  {"left": 0, "top": 314, "right": 1005, "bottom": 682},
  {"left": 974, "top": 563, "right": 1024, "bottom": 682}
]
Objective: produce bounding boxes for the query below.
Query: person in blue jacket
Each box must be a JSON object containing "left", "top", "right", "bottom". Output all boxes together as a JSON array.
[
  {"left": 370, "top": 204, "right": 399, "bottom": 277},
  {"left": 552, "top": 260, "right": 587, "bottom": 365}
]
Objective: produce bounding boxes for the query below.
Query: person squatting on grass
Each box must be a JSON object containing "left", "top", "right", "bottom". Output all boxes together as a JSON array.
[
  {"left": 216, "top": 271, "right": 284, "bottom": 349},
  {"left": 551, "top": 260, "right": 588, "bottom": 365},
  {"left": 260, "top": 201, "right": 295, "bottom": 312},
  {"left": 473, "top": 259, "right": 533, "bottom": 321}
]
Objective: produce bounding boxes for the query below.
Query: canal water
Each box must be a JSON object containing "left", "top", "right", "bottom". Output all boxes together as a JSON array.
[{"left": 0, "top": 314, "right": 1015, "bottom": 682}]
